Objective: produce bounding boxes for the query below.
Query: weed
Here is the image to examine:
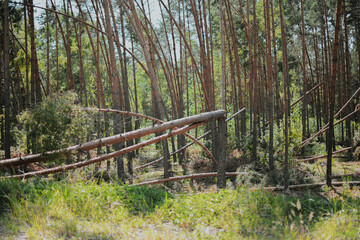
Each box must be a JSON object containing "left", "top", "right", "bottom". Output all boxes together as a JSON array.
[
  {"left": 120, "top": 185, "right": 172, "bottom": 215},
  {"left": 0, "top": 179, "right": 359, "bottom": 239}
]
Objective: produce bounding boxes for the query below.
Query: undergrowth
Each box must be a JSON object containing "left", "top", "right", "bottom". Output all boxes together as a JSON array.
[{"left": 0, "top": 178, "right": 359, "bottom": 239}]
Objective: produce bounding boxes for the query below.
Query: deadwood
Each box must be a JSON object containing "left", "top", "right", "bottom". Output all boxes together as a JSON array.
[
  {"left": 134, "top": 108, "right": 245, "bottom": 171},
  {"left": 84, "top": 107, "right": 217, "bottom": 164},
  {"left": 301, "top": 86, "right": 360, "bottom": 148},
  {"left": 0, "top": 110, "right": 226, "bottom": 168},
  {"left": 300, "top": 103, "right": 359, "bottom": 149},
  {"left": 7, "top": 122, "right": 206, "bottom": 179},
  {"left": 296, "top": 146, "right": 356, "bottom": 163},
  {"left": 332, "top": 173, "right": 360, "bottom": 179},
  {"left": 263, "top": 181, "right": 360, "bottom": 191},
  {"left": 132, "top": 172, "right": 247, "bottom": 186}
]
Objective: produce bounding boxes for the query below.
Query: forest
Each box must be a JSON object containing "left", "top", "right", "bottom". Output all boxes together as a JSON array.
[{"left": 0, "top": 0, "right": 360, "bottom": 238}]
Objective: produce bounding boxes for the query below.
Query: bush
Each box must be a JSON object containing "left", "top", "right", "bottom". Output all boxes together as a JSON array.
[
  {"left": 15, "top": 91, "right": 94, "bottom": 162},
  {"left": 120, "top": 185, "right": 172, "bottom": 215}
]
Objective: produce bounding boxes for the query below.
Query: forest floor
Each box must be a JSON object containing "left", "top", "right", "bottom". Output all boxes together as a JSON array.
[{"left": 1, "top": 146, "right": 360, "bottom": 239}]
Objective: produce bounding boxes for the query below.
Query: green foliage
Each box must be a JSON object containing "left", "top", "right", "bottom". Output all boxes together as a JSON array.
[
  {"left": 353, "top": 126, "right": 360, "bottom": 160},
  {"left": 353, "top": 126, "right": 360, "bottom": 147},
  {"left": 0, "top": 179, "right": 172, "bottom": 238},
  {"left": 1, "top": 179, "right": 359, "bottom": 239},
  {"left": 120, "top": 185, "right": 172, "bottom": 215},
  {"left": 15, "top": 91, "right": 94, "bottom": 157}
]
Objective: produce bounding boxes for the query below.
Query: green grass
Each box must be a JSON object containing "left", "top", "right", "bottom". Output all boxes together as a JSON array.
[{"left": 0, "top": 178, "right": 359, "bottom": 239}]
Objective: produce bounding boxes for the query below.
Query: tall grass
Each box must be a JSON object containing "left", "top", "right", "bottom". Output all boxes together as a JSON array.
[{"left": 0, "top": 179, "right": 359, "bottom": 239}]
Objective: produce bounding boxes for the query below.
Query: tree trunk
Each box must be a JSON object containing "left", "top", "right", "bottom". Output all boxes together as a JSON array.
[
  {"left": 279, "top": 0, "right": 289, "bottom": 190},
  {"left": 326, "top": 0, "right": 343, "bottom": 187},
  {"left": 121, "top": 0, "right": 171, "bottom": 179},
  {"left": 3, "top": 0, "right": 11, "bottom": 159},
  {"left": 24, "top": 0, "right": 29, "bottom": 106},
  {"left": 63, "top": 0, "right": 74, "bottom": 90},
  {"left": 46, "top": 0, "right": 50, "bottom": 95},
  {"left": 29, "top": 0, "right": 41, "bottom": 104},
  {"left": 226, "top": 0, "right": 246, "bottom": 146},
  {"left": 270, "top": 0, "right": 280, "bottom": 127},
  {"left": 102, "top": 0, "right": 126, "bottom": 182},
  {"left": 300, "top": 0, "right": 308, "bottom": 156},
  {"left": 264, "top": 0, "right": 274, "bottom": 174},
  {"left": 343, "top": 3, "right": 352, "bottom": 159},
  {"left": 251, "top": 0, "right": 259, "bottom": 163}
]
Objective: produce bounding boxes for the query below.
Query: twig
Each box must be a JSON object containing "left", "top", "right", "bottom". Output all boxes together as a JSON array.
[
  {"left": 296, "top": 146, "right": 356, "bottom": 163},
  {"left": 131, "top": 172, "right": 247, "bottom": 186},
  {"left": 262, "top": 181, "right": 360, "bottom": 191},
  {"left": 134, "top": 108, "right": 245, "bottom": 171}
]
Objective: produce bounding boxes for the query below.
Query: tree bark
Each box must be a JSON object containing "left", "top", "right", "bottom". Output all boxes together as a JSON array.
[
  {"left": 63, "top": 0, "right": 75, "bottom": 90},
  {"left": 264, "top": 0, "right": 274, "bottom": 174},
  {"left": 0, "top": 109, "right": 225, "bottom": 168},
  {"left": 217, "top": 117, "right": 227, "bottom": 189},
  {"left": 28, "top": 0, "right": 41, "bottom": 104},
  {"left": 300, "top": 0, "right": 308, "bottom": 157},
  {"left": 279, "top": 0, "right": 289, "bottom": 190},
  {"left": 8, "top": 122, "right": 207, "bottom": 179},
  {"left": 46, "top": 0, "right": 50, "bottom": 95},
  {"left": 120, "top": 0, "right": 171, "bottom": 179},
  {"left": 3, "top": 0, "right": 11, "bottom": 159},
  {"left": 326, "top": 0, "right": 343, "bottom": 187},
  {"left": 133, "top": 172, "right": 246, "bottom": 187},
  {"left": 102, "top": 0, "right": 126, "bottom": 181}
]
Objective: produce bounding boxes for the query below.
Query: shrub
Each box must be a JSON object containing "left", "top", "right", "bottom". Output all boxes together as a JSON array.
[
  {"left": 120, "top": 185, "right": 172, "bottom": 215},
  {"left": 15, "top": 91, "right": 94, "bottom": 163}
]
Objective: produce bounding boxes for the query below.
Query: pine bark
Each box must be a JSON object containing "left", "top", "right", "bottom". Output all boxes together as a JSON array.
[
  {"left": 3, "top": 0, "right": 11, "bottom": 159},
  {"left": 0, "top": 110, "right": 226, "bottom": 168},
  {"left": 102, "top": 0, "right": 126, "bottom": 181},
  {"left": 28, "top": 0, "right": 41, "bottom": 104},
  {"left": 251, "top": 0, "right": 259, "bottom": 163},
  {"left": 264, "top": 0, "right": 274, "bottom": 173},
  {"left": 326, "top": 0, "right": 343, "bottom": 187},
  {"left": 46, "top": 0, "right": 50, "bottom": 95},
  {"left": 63, "top": 0, "right": 74, "bottom": 90},
  {"left": 300, "top": 0, "right": 308, "bottom": 156},
  {"left": 279, "top": 0, "right": 289, "bottom": 190},
  {"left": 121, "top": 0, "right": 171, "bottom": 179}
]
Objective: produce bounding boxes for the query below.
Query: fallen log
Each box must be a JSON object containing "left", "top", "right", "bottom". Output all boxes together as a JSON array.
[
  {"left": 84, "top": 107, "right": 217, "bottom": 164},
  {"left": 131, "top": 172, "right": 247, "bottom": 186},
  {"left": 300, "top": 108, "right": 359, "bottom": 148},
  {"left": 0, "top": 110, "right": 226, "bottom": 168},
  {"left": 296, "top": 146, "right": 356, "bottom": 163},
  {"left": 290, "top": 82, "right": 323, "bottom": 108},
  {"left": 6, "top": 122, "right": 205, "bottom": 179},
  {"left": 134, "top": 108, "right": 246, "bottom": 171},
  {"left": 331, "top": 173, "right": 360, "bottom": 179},
  {"left": 300, "top": 86, "right": 360, "bottom": 148},
  {"left": 263, "top": 84, "right": 323, "bottom": 128},
  {"left": 263, "top": 181, "right": 360, "bottom": 191}
]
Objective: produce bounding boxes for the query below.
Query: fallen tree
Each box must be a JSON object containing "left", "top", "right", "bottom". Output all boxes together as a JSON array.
[
  {"left": 131, "top": 172, "right": 247, "bottom": 186},
  {"left": 296, "top": 146, "right": 356, "bottom": 163},
  {"left": 6, "top": 122, "right": 206, "bottom": 179},
  {"left": 300, "top": 109, "right": 359, "bottom": 148},
  {"left": 263, "top": 181, "right": 360, "bottom": 191},
  {"left": 134, "top": 108, "right": 246, "bottom": 171},
  {"left": 0, "top": 110, "right": 226, "bottom": 168},
  {"left": 84, "top": 107, "right": 220, "bottom": 165},
  {"left": 300, "top": 86, "right": 360, "bottom": 148}
]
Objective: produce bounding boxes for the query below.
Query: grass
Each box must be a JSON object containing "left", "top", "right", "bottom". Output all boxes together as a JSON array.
[{"left": 0, "top": 177, "right": 360, "bottom": 239}]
